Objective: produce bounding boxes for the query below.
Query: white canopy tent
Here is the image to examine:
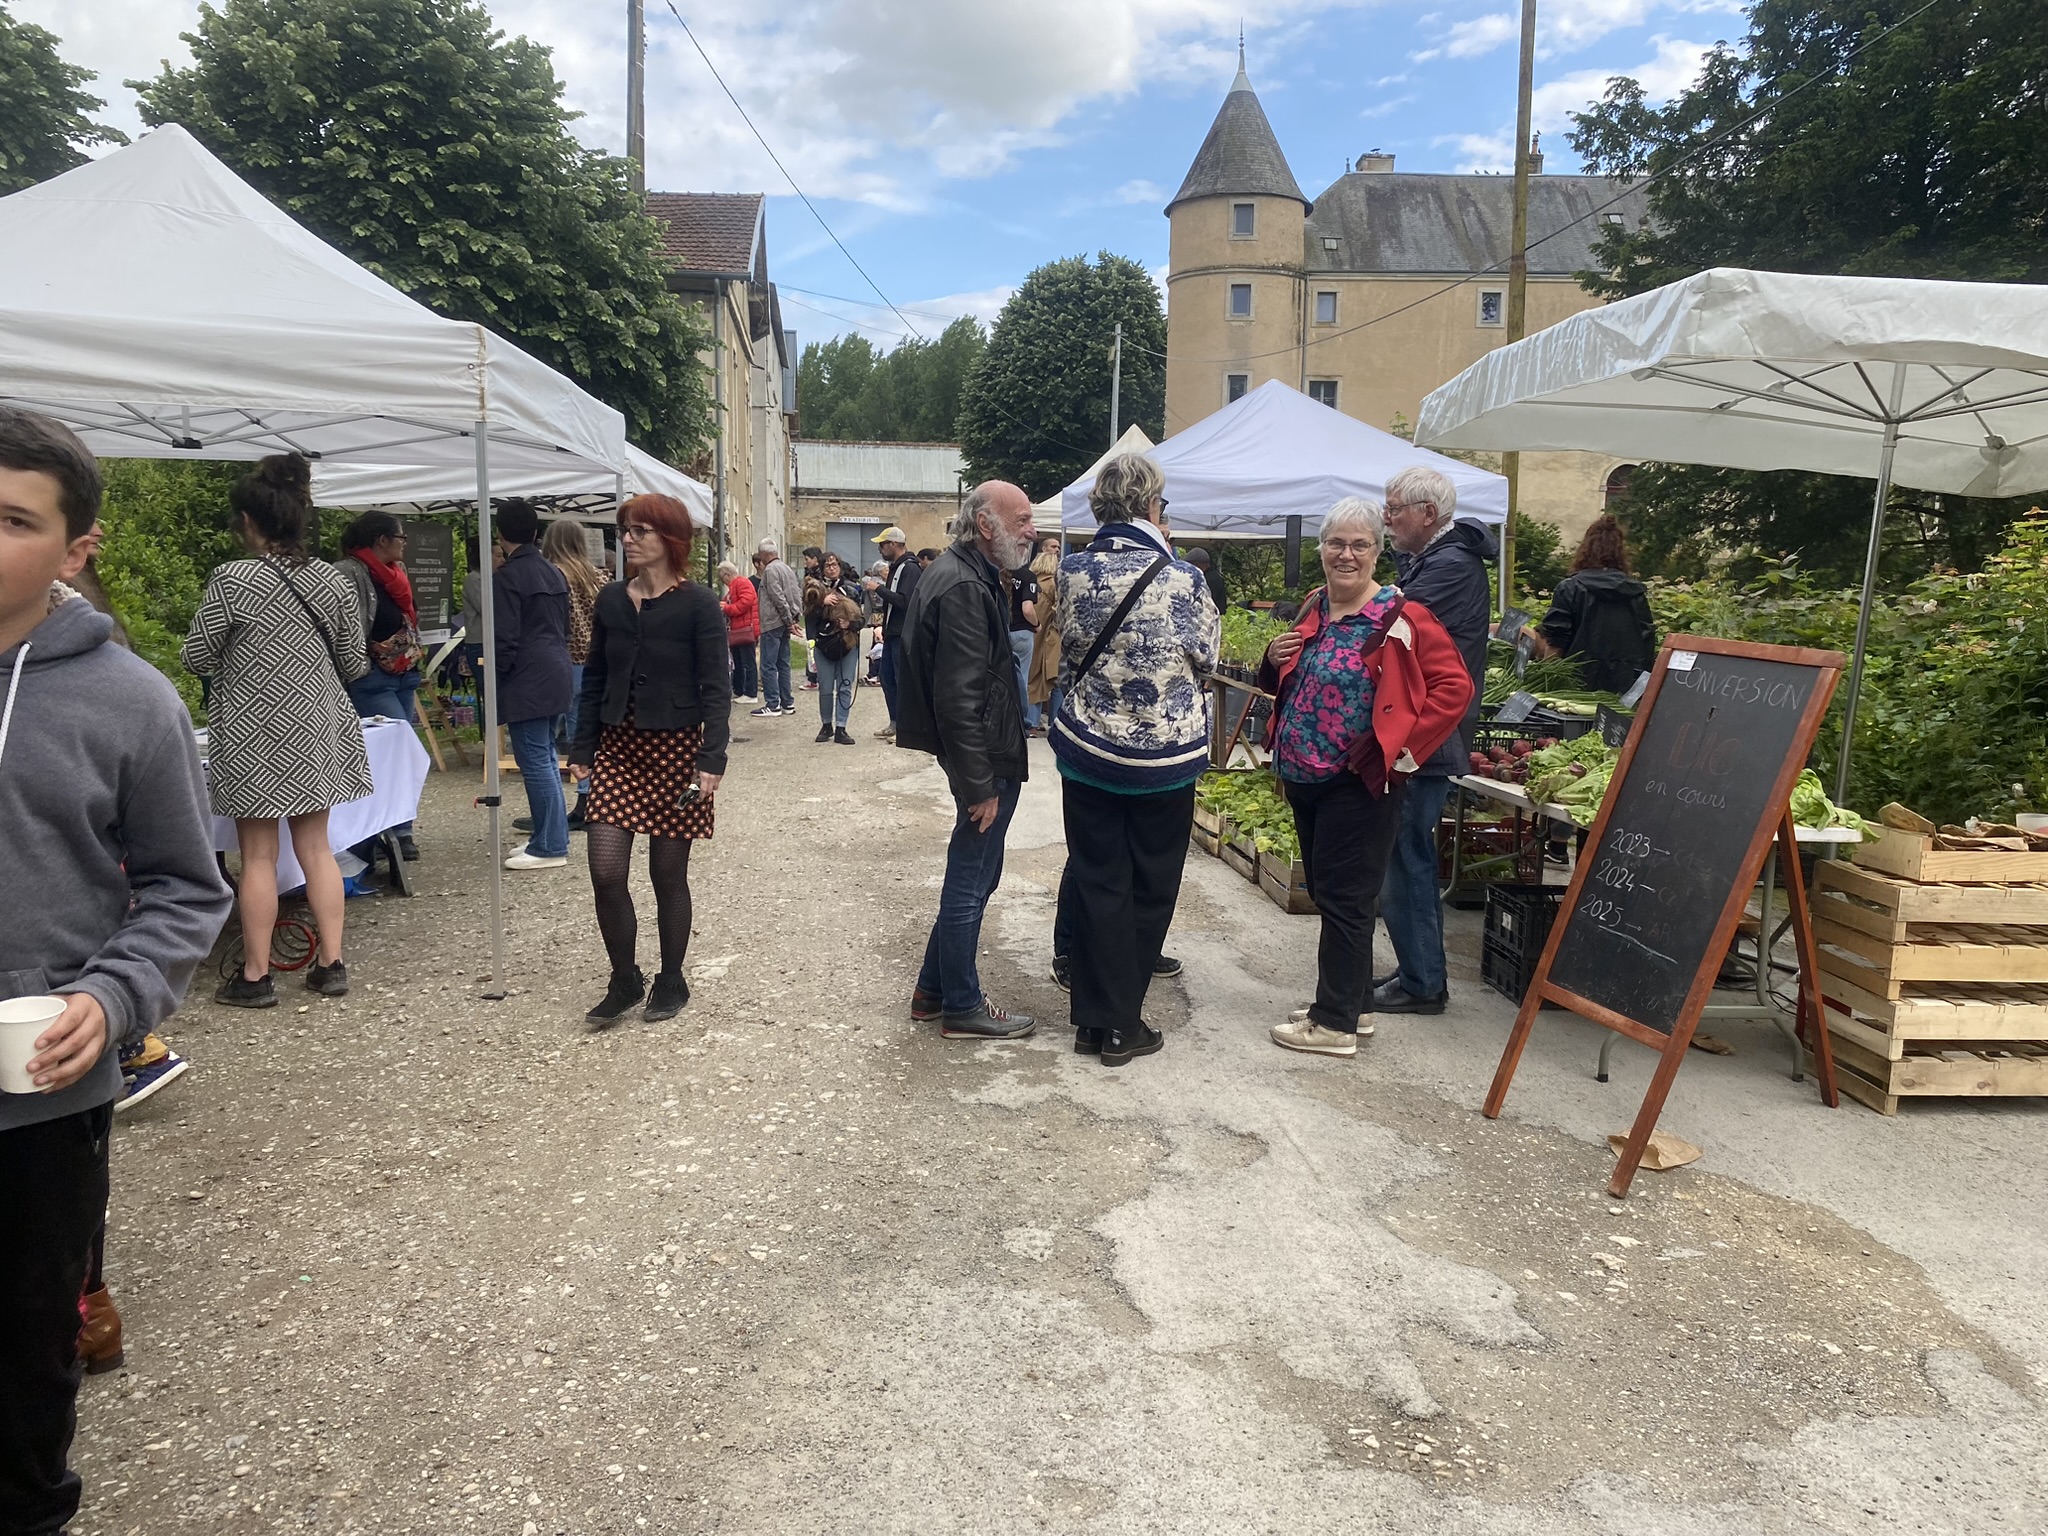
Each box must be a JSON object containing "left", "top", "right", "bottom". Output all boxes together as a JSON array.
[
  {"left": 0, "top": 124, "right": 636, "bottom": 991},
  {"left": 1035, "top": 424, "right": 1154, "bottom": 533},
  {"left": 314, "top": 443, "right": 713, "bottom": 526},
  {"left": 1060, "top": 380, "right": 1507, "bottom": 535},
  {"left": 1416, "top": 266, "right": 2048, "bottom": 798}
]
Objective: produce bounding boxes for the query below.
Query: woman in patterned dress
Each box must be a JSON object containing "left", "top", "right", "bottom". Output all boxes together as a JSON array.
[
  {"left": 568, "top": 493, "right": 730, "bottom": 1028},
  {"left": 182, "top": 453, "right": 373, "bottom": 1008}
]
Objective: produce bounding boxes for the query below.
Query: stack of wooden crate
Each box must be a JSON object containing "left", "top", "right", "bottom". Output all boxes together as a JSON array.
[{"left": 1812, "top": 826, "right": 2048, "bottom": 1114}]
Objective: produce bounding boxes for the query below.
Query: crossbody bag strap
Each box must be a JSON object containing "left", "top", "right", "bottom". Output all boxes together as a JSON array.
[
  {"left": 1070, "top": 552, "right": 1171, "bottom": 689},
  {"left": 264, "top": 558, "right": 351, "bottom": 689}
]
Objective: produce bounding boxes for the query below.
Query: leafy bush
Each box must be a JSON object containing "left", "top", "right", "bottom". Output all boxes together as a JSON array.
[
  {"left": 1648, "top": 512, "right": 2048, "bottom": 822},
  {"left": 96, "top": 460, "right": 242, "bottom": 719}
]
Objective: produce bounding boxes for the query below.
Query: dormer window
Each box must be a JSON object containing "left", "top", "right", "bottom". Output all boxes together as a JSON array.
[{"left": 1231, "top": 202, "right": 1256, "bottom": 238}]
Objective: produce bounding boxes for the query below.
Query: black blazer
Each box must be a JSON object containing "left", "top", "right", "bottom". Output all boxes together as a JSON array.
[{"left": 570, "top": 580, "right": 732, "bottom": 774}]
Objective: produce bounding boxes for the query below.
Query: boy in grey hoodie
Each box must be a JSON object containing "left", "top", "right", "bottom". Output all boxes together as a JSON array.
[{"left": 0, "top": 408, "right": 232, "bottom": 1532}]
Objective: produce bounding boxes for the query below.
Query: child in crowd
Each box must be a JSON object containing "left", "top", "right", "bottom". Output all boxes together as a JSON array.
[{"left": 0, "top": 407, "right": 232, "bottom": 1530}]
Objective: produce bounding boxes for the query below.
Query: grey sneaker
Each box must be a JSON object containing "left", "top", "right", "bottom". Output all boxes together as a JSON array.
[
  {"left": 1289, "top": 1006, "right": 1372, "bottom": 1038},
  {"left": 939, "top": 1000, "right": 1035, "bottom": 1039},
  {"left": 874, "top": 721, "right": 896, "bottom": 740}
]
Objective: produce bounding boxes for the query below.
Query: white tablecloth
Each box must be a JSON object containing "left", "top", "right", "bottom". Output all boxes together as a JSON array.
[{"left": 210, "top": 719, "right": 431, "bottom": 889}]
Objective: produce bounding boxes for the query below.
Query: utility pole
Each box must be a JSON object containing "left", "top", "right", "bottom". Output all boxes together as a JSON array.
[
  {"left": 626, "top": 0, "right": 646, "bottom": 195},
  {"left": 1501, "top": 0, "right": 1536, "bottom": 605},
  {"left": 1109, "top": 322, "right": 1123, "bottom": 446}
]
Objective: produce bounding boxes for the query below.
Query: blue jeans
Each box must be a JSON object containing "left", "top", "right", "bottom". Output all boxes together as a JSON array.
[
  {"left": 347, "top": 670, "right": 419, "bottom": 834},
  {"left": 1380, "top": 773, "right": 1452, "bottom": 999},
  {"left": 816, "top": 643, "right": 858, "bottom": 727},
  {"left": 758, "top": 627, "right": 792, "bottom": 710},
  {"left": 507, "top": 716, "right": 569, "bottom": 858},
  {"left": 878, "top": 636, "right": 901, "bottom": 723},
  {"left": 916, "top": 778, "right": 1023, "bottom": 1015},
  {"left": 1009, "top": 630, "right": 1034, "bottom": 726}
]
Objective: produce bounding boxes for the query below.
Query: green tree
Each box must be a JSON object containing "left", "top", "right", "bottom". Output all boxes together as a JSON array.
[
  {"left": 957, "top": 253, "right": 1165, "bottom": 499},
  {"left": 0, "top": 4, "right": 125, "bottom": 193},
  {"left": 798, "top": 317, "right": 986, "bottom": 442},
  {"left": 134, "top": 0, "right": 712, "bottom": 465},
  {"left": 1568, "top": 0, "right": 2044, "bottom": 576},
  {"left": 96, "top": 461, "right": 245, "bottom": 716}
]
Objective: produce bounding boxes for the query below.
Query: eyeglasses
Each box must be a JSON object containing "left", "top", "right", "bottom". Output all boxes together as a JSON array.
[
  {"left": 1386, "top": 501, "right": 1435, "bottom": 516},
  {"left": 1321, "top": 539, "right": 1379, "bottom": 556},
  {"left": 620, "top": 524, "right": 660, "bottom": 540}
]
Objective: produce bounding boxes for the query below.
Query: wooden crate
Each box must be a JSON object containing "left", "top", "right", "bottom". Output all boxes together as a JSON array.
[
  {"left": 1815, "top": 858, "right": 2048, "bottom": 930},
  {"left": 1193, "top": 803, "right": 1227, "bottom": 838},
  {"left": 1826, "top": 1030, "right": 2048, "bottom": 1116},
  {"left": 1258, "top": 850, "right": 1316, "bottom": 915},
  {"left": 1220, "top": 835, "right": 1259, "bottom": 883},
  {"left": 1850, "top": 824, "right": 2048, "bottom": 884}
]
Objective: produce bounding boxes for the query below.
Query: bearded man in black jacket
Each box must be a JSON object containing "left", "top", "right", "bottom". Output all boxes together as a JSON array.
[
  {"left": 1375, "top": 466, "right": 1497, "bottom": 1014},
  {"left": 895, "top": 481, "right": 1039, "bottom": 1041}
]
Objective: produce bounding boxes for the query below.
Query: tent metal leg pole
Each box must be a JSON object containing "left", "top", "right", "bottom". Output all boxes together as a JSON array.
[
  {"left": 614, "top": 472, "right": 628, "bottom": 578},
  {"left": 1833, "top": 368, "right": 1906, "bottom": 807},
  {"left": 476, "top": 423, "right": 508, "bottom": 998}
]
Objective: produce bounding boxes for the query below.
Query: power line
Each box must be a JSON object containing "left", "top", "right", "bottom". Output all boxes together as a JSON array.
[
  {"left": 661, "top": 2, "right": 927, "bottom": 343},
  {"left": 778, "top": 291, "right": 921, "bottom": 341},
  {"left": 1128, "top": 0, "right": 1953, "bottom": 369},
  {"left": 779, "top": 284, "right": 972, "bottom": 326}
]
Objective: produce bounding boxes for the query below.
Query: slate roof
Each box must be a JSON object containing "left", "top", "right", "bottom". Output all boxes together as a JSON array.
[
  {"left": 1166, "top": 59, "right": 1308, "bottom": 214},
  {"left": 1303, "top": 173, "right": 1648, "bottom": 276},
  {"left": 645, "top": 192, "right": 764, "bottom": 277}
]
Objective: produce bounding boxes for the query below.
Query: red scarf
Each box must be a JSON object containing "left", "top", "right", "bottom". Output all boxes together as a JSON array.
[{"left": 353, "top": 548, "right": 416, "bottom": 625}]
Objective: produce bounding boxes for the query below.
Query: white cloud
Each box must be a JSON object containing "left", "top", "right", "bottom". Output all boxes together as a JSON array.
[
  {"left": 1437, "top": 132, "right": 1516, "bottom": 174},
  {"left": 1530, "top": 34, "right": 1711, "bottom": 132},
  {"left": 1361, "top": 95, "right": 1417, "bottom": 120},
  {"left": 1114, "top": 178, "right": 1168, "bottom": 205},
  {"left": 1408, "top": 0, "right": 1739, "bottom": 66},
  {"left": 1415, "top": 13, "right": 1518, "bottom": 63}
]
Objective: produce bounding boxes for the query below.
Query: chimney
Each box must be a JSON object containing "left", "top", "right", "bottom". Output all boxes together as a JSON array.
[
  {"left": 1357, "top": 150, "right": 1395, "bottom": 173},
  {"left": 1527, "top": 132, "right": 1543, "bottom": 175}
]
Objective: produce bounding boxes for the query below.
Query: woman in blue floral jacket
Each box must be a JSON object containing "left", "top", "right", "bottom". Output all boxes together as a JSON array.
[{"left": 1049, "top": 453, "right": 1218, "bottom": 1066}]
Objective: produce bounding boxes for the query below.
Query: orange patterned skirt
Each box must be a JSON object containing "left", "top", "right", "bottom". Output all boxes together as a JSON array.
[{"left": 585, "top": 717, "right": 715, "bottom": 840}]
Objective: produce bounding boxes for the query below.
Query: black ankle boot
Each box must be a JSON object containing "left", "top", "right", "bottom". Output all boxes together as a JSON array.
[
  {"left": 585, "top": 966, "right": 646, "bottom": 1028},
  {"left": 1100, "top": 1024, "right": 1164, "bottom": 1067},
  {"left": 644, "top": 971, "right": 690, "bottom": 1021}
]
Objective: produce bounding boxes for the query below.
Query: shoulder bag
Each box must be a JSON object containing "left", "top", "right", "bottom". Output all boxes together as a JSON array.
[
  {"left": 264, "top": 558, "right": 354, "bottom": 691},
  {"left": 1069, "top": 552, "right": 1171, "bottom": 689}
]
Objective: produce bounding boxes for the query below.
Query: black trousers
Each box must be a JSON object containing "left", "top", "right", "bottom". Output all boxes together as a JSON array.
[
  {"left": 1, "top": 1105, "right": 111, "bottom": 1536},
  {"left": 1061, "top": 777, "right": 1197, "bottom": 1037},
  {"left": 1282, "top": 773, "right": 1407, "bottom": 1032}
]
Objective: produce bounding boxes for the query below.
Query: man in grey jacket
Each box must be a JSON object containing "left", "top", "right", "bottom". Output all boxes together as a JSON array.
[
  {"left": 895, "top": 482, "right": 1038, "bottom": 1041},
  {"left": 752, "top": 539, "right": 803, "bottom": 717},
  {"left": 0, "top": 408, "right": 232, "bottom": 1531}
]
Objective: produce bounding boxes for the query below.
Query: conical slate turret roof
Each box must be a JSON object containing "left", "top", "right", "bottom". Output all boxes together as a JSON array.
[{"left": 1166, "top": 49, "right": 1309, "bottom": 214}]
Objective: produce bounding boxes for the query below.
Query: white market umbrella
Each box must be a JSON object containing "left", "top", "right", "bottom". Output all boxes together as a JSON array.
[
  {"left": 1062, "top": 380, "right": 1507, "bottom": 535},
  {"left": 1416, "top": 267, "right": 2048, "bottom": 800},
  {"left": 0, "top": 125, "right": 634, "bottom": 992},
  {"left": 1035, "top": 424, "right": 1154, "bottom": 532}
]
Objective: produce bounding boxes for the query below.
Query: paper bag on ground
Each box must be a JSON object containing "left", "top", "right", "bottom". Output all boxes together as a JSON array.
[{"left": 1607, "top": 1130, "right": 1702, "bottom": 1171}]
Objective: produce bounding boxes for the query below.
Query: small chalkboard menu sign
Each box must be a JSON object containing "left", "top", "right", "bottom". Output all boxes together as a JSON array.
[{"left": 1483, "top": 636, "right": 1845, "bottom": 1195}]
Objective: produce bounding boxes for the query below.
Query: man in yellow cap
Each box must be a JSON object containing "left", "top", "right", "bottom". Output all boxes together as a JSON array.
[{"left": 865, "top": 525, "right": 919, "bottom": 739}]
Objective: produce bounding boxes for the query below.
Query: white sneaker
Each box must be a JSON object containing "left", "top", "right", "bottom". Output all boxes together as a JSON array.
[
  {"left": 1271, "top": 1015, "right": 1359, "bottom": 1056},
  {"left": 1289, "top": 1006, "right": 1374, "bottom": 1037},
  {"left": 504, "top": 850, "right": 569, "bottom": 870}
]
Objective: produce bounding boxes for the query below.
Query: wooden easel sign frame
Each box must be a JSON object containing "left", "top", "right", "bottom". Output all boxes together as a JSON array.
[{"left": 1482, "top": 636, "right": 1845, "bottom": 1196}]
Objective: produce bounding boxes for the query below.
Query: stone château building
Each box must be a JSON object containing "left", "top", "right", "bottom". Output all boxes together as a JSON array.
[{"left": 1162, "top": 53, "right": 1650, "bottom": 541}]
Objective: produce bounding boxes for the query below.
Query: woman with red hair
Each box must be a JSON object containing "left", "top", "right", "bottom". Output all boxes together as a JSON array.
[
  {"left": 1530, "top": 514, "right": 1657, "bottom": 695},
  {"left": 567, "top": 494, "right": 731, "bottom": 1026}
]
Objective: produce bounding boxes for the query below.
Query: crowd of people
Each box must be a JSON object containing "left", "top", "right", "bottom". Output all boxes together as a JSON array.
[{"left": 3, "top": 389, "right": 1512, "bottom": 1529}]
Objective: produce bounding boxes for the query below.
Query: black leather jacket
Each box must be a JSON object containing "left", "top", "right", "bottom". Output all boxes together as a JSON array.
[
  {"left": 894, "top": 543, "right": 1028, "bottom": 801},
  {"left": 570, "top": 580, "right": 732, "bottom": 775}
]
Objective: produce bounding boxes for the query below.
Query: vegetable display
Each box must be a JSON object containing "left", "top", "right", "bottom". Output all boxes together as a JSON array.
[
  {"left": 1788, "top": 769, "right": 1873, "bottom": 834},
  {"left": 1196, "top": 769, "right": 1300, "bottom": 862},
  {"left": 1218, "top": 607, "right": 1289, "bottom": 670}
]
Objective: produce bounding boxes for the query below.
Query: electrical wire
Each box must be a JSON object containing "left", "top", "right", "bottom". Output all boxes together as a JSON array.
[
  {"left": 778, "top": 284, "right": 972, "bottom": 326},
  {"left": 1126, "top": 0, "right": 1953, "bottom": 368}
]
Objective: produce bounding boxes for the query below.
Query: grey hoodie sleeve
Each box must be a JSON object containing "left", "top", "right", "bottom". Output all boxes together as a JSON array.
[{"left": 65, "top": 727, "right": 233, "bottom": 1050}]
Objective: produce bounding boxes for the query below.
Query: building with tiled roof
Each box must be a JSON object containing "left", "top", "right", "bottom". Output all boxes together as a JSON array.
[
  {"left": 645, "top": 192, "right": 795, "bottom": 561},
  {"left": 1163, "top": 51, "right": 1649, "bottom": 540}
]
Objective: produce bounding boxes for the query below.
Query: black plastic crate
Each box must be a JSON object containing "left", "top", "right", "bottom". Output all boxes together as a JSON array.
[{"left": 1480, "top": 883, "right": 1566, "bottom": 1004}]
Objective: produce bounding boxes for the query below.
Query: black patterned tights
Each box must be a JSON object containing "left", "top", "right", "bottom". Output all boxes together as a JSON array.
[{"left": 586, "top": 823, "right": 694, "bottom": 978}]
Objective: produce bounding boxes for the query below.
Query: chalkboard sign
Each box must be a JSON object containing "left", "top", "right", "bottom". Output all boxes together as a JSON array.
[
  {"left": 402, "top": 518, "right": 456, "bottom": 644},
  {"left": 1484, "top": 636, "right": 1845, "bottom": 1196},
  {"left": 1494, "top": 690, "right": 1540, "bottom": 725},
  {"left": 1594, "top": 704, "right": 1632, "bottom": 749}
]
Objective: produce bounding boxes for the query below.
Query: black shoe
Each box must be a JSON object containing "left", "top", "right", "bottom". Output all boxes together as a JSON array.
[
  {"left": 397, "top": 834, "right": 419, "bottom": 862},
  {"left": 214, "top": 973, "right": 277, "bottom": 1009},
  {"left": 1152, "top": 953, "right": 1183, "bottom": 978},
  {"left": 1100, "top": 1024, "right": 1164, "bottom": 1067},
  {"left": 565, "top": 804, "right": 587, "bottom": 832},
  {"left": 939, "top": 1000, "right": 1035, "bottom": 1039},
  {"left": 1373, "top": 971, "right": 1397, "bottom": 991},
  {"left": 644, "top": 971, "right": 690, "bottom": 1021},
  {"left": 513, "top": 815, "right": 534, "bottom": 833},
  {"left": 833, "top": 727, "right": 856, "bottom": 746},
  {"left": 1371, "top": 978, "right": 1446, "bottom": 1015},
  {"left": 1050, "top": 955, "right": 1072, "bottom": 992},
  {"left": 815, "top": 724, "right": 834, "bottom": 743},
  {"left": 585, "top": 966, "right": 647, "bottom": 1028},
  {"left": 1075, "top": 1027, "right": 1102, "bottom": 1056},
  {"left": 304, "top": 960, "right": 349, "bottom": 997}
]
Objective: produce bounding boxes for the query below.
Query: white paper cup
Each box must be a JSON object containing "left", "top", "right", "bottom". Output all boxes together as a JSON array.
[{"left": 0, "top": 996, "right": 66, "bottom": 1094}]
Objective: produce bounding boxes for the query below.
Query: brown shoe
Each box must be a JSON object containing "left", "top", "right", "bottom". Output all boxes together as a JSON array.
[{"left": 80, "top": 1285, "right": 124, "bottom": 1374}]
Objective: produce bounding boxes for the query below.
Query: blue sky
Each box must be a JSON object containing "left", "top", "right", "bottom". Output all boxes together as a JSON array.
[{"left": 30, "top": 0, "right": 1744, "bottom": 348}]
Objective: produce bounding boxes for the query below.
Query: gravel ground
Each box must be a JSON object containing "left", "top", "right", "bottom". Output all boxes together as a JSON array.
[{"left": 70, "top": 712, "right": 2047, "bottom": 1535}]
